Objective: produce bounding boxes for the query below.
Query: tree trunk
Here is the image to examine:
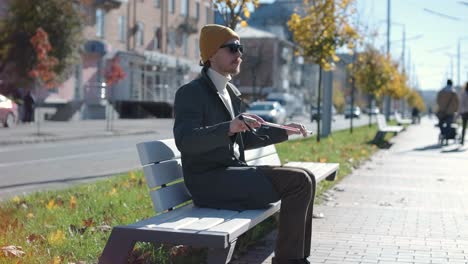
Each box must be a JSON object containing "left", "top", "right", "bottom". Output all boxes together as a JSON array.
[{"left": 317, "top": 66, "right": 322, "bottom": 142}]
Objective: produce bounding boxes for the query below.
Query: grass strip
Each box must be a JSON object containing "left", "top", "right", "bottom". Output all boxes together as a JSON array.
[{"left": 0, "top": 123, "right": 391, "bottom": 263}]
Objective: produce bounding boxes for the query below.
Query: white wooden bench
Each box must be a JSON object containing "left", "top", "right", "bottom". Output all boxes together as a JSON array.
[
  {"left": 99, "top": 139, "right": 339, "bottom": 264},
  {"left": 373, "top": 114, "right": 404, "bottom": 143},
  {"left": 394, "top": 112, "right": 412, "bottom": 125}
]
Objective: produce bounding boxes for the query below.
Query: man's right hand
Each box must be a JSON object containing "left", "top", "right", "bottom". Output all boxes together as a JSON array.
[{"left": 228, "top": 114, "right": 261, "bottom": 136}]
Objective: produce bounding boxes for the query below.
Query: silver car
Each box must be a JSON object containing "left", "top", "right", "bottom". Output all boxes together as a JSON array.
[{"left": 246, "top": 101, "right": 287, "bottom": 124}]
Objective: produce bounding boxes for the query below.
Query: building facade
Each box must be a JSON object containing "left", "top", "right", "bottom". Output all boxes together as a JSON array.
[{"left": 41, "top": 0, "right": 214, "bottom": 119}]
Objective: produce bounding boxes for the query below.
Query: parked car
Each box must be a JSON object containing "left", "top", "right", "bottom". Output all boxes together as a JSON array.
[
  {"left": 265, "top": 93, "right": 296, "bottom": 118},
  {"left": 310, "top": 105, "right": 336, "bottom": 122},
  {"left": 0, "top": 94, "right": 18, "bottom": 127},
  {"left": 365, "top": 106, "right": 380, "bottom": 115},
  {"left": 246, "top": 101, "right": 287, "bottom": 124},
  {"left": 344, "top": 106, "right": 361, "bottom": 119}
]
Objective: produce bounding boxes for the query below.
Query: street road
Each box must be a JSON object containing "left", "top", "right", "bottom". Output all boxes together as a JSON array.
[
  {"left": 0, "top": 127, "right": 174, "bottom": 200},
  {"left": 0, "top": 114, "right": 374, "bottom": 200}
]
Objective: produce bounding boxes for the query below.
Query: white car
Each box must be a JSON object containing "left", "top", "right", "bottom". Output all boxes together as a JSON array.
[{"left": 246, "top": 101, "right": 287, "bottom": 124}]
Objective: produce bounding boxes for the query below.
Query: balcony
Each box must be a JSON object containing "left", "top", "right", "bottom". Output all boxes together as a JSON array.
[
  {"left": 177, "top": 17, "right": 198, "bottom": 35},
  {"left": 95, "top": 0, "right": 127, "bottom": 10}
]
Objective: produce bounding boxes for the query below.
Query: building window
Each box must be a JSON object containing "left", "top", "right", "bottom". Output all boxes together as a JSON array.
[
  {"left": 154, "top": 27, "right": 161, "bottom": 50},
  {"left": 181, "top": 0, "right": 189, "bottom": 16},
  {"left": 194, "top": 38, "right": 199, "bottom": 58},
  {"left": 205, "top": 7, "right": 211, "bottom": 24},
  {"left": 167, "top": 30, "right": 176, "bottom": 53},
  {"left": 195, "top": 2, "right": 200, "bottom": 21},
  {"left": 118, "top": 16, "right": 126, "bottom": 42},
  {"left": 183, "top": 33, "right": 188, "bottom": 56},
  {"left": 136, "top": 22, "right": 144, "bottom": 46},
  {"left": 169, "top": 0, "right": 175, "bottom": 14},
  {"left": 153, "top": 0, "right": 160, "bottom": 8},
  {"left": 96, "top": 8, "right": 105, "bottom": 37}
]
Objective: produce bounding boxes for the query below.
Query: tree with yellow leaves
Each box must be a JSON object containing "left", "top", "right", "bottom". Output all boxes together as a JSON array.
[
  {"left": 288, "top": 0, "right": 359, "bottom": 141},
  {"left": 406, "top": 89, "right": 426, "bottom": 112},
  {"left": 351, "top": 45, "right": 395, "bottom": 100},
  {"left": 214, "top": 0, "right": 259, "bottom": 29}
]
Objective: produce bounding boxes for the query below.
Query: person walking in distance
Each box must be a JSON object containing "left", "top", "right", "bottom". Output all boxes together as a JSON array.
[
  {"left": 459, "top": 82, "right": 468, "bottom": 145},
  {"left": 173, "top": 24, "right": 314, "bottom": 264},
  {"left": 436, "top": 79, "right": 459, "bottom": 137}
]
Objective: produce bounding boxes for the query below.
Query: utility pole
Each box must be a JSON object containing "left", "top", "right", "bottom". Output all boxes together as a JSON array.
[
  {"left": 458, "top": 39, "right": 461, "bottom": 87},
  {"left": 385, "top": 0, "right": 391, "bottom": 121}
]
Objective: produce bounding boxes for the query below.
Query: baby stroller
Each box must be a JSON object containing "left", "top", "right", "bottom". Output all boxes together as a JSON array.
[{"left": 438, "top": 123, "right": 458, "bottom": 145}]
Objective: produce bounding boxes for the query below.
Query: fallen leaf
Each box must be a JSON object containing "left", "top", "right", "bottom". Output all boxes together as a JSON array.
[
  {"left": 11, "top": 196, "right": 21, "bottom": 204},
  {"left": 82, "top": 218, "right": 94, "bottom": 228},
  {"left": 46, "top": 199, "right": 56, "bottom": 210},
  {"left": 48, "top": 230, "right": 66, "bottom": 246},
  {"left": 95, "top": 225, "right": 112, "bottom": 232},
  {"left": 52, "top": 255, "right": 62, "bottom": 264},
  {"left": 26, "top": 233, "right": 45, "bottom": 243},
  {"left": 1, "top": 245, "right": 25, "bottom": 257},
  {"left": 69, "top": 196, "right": 77, "bottom": 210},
  {"left": 109, "top": 188, "right": 118, "bottom": 196}
]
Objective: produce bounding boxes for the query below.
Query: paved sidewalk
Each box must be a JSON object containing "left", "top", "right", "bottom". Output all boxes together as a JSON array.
[{"left": 232, "top": 117, "right": 468, "bottom": 264}]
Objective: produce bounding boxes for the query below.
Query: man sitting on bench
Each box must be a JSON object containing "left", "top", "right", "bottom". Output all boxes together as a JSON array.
[{"left": 173, "top": 24, "right": 314, "bottom": 264}]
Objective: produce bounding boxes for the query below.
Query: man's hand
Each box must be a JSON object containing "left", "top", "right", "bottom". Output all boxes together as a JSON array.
[
  {"left": 228, "top": 114, "right": 261, "bottom": 135},
  {"left": 284, "top": 122, "right": 308, "bottom": 137}
]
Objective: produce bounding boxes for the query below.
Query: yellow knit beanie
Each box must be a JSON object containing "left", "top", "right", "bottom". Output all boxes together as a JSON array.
[{"left": 199, "top": 24, "right": 239, "bottom": 64}]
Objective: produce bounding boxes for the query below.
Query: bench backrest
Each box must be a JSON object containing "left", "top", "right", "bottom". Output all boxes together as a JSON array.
[
  {"left": 137, "top": 139, "right": 281, "bottom": 214},
  {"left": 376, "top": 114, "right": 387, "bottom": 129},
  {"left": 394, "top": 112, "right": 402, "bottom": 122}
]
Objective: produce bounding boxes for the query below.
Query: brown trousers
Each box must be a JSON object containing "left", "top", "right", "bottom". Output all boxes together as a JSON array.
[{"left": 258, "top": 166, "right": 315, "bottom": 260}]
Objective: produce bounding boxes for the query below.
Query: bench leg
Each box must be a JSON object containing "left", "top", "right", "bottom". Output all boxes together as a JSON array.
[
  {"left": 373, "top": 131, "right": 386, "bottom": 143},
  {"left": 207, "top": 239, "right": 237, "bottom": 264},
  {"left": 99, "top": 227, "right": 136, "bottom": 264}
]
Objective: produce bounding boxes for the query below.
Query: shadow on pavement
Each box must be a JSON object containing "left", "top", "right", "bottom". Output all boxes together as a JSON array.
[
  {"left": 413, "top": 144, "right": 442, "bottom": 151},
  {"left": 367, "top": 140, "right": 393, "bottom": 149},
  {"left": 441, "top": 146, "right": 467, "bottom": 153}
]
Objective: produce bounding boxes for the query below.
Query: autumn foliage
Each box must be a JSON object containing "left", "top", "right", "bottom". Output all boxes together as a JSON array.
[
  {"left": 350, "top": 44, "right": 413, "bottom": 102},
  {"left": 214, "top": 0, "right": 259, "bottom": 29},
  {"left": 288, "top": 0, "right": 359, "bottom": 71},
  {"left": 28, "top": 27, "right": 59, "bottom": 88},
  {"left": 104, "top": 57, "right": 126, "bottom": 87}
]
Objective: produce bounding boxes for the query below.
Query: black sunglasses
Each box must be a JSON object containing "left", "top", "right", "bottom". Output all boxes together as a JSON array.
[{"left": 220, "top": 43, "right": 244, "bottom": 54}]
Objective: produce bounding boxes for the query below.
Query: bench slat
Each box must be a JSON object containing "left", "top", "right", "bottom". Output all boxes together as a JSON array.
[
  {"left": 284, "top": 162, "right": 339, "bottom": 182},
  {"left": 244, "top": 145, "right": 277, "bottom": 162},
  {"left": 158, "top": 210, "right": 238, "bottom": 230},
  {"left": 137, "top": 139, "right": 180, "bottom": 165},
  {"left": 150, "top": 182, "right": 192, "bottom": 212},
  {"left": 246, "top": 153, "right": 281, "bottom": 166},
  {"left": 179, "top": 211, "right": 240, "bottom": 231},
  {"left": 143, "top": 160, "right": 183, "bottom": 189},
  {"left": 200, "top": 201, "right": 281, "bottom": 241},
  {"left": 377, "top": 114, "right": 403, "bottom": 132}
]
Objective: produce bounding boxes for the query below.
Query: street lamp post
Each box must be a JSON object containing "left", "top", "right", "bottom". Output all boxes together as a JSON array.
[
  {"left": 385, "top": 0, "right": 391, "bottom": 121},
  {"left": 457, "top": 37, "right": 468, "bottom": 88}
]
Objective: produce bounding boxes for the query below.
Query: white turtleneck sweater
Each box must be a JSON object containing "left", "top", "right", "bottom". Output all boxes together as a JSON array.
[{"left": 207, "top": 68, "right": 240, "bottom": 158}]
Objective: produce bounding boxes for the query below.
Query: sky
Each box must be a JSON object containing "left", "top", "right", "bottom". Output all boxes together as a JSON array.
[{"left": 355, "top": 0, "right": 468, "bottom": 91}]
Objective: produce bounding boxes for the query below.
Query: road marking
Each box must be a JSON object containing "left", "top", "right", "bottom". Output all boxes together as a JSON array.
[{"left": 0, "top": 148, "right": 135, "bottom": 168}]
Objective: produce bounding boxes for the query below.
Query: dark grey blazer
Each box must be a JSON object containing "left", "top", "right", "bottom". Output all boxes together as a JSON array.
[{"left": 173, "top": 67, "right": 288, "bottom": 210}]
